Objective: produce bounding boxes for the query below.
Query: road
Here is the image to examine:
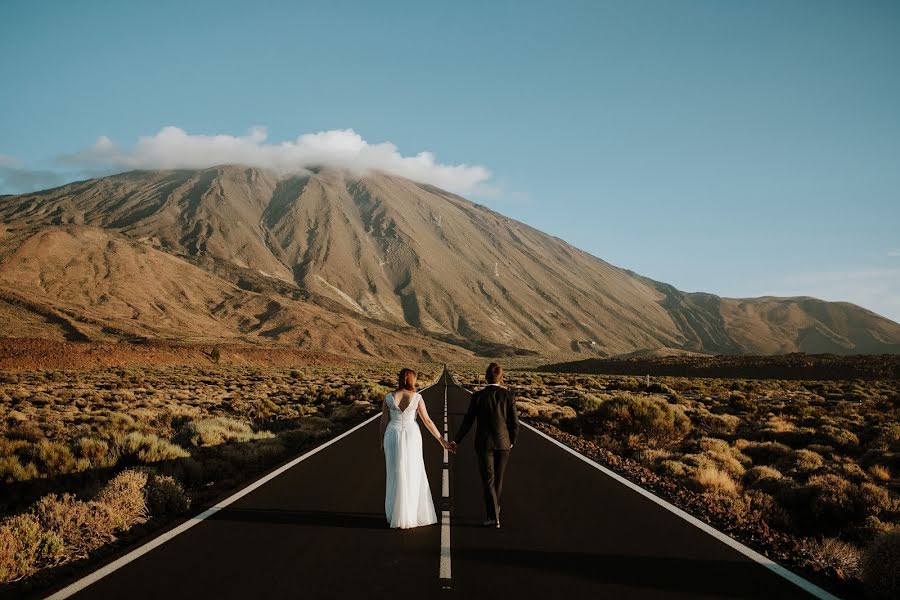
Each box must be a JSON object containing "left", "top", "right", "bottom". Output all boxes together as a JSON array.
[{"left": 45, "top": 370, "right": 832, "bottom": 599}]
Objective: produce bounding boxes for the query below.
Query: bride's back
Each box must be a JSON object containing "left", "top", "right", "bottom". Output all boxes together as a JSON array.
[{"left": 387, "top": 389, "right": 419, "bottom": 425}]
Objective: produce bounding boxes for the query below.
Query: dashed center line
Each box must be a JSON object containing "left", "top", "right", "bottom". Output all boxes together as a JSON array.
[{"left": 439, "top": 373, "right": 452, "bottom": 588}]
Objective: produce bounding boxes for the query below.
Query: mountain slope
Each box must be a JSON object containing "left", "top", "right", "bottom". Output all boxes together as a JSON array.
[
  {"left": 1, "top": 166, "right": 898, "bottom": 357},
  {"left": 0, "top": 224, "right": 474, "bottom": 361}
]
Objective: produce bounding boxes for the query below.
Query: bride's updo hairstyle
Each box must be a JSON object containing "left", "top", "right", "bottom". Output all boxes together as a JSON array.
[{"left": 398, "top": 368, "right": 417, "bottom": 391}]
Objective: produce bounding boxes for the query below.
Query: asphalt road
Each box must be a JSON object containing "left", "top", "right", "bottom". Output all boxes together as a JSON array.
[{"left": 47, "top": 370, "right": 827, "bottom": 600}]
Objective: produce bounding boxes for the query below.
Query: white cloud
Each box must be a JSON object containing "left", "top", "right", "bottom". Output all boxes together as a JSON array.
[{"left": 64, "top": 126, "right": 494, "bottom": 195}]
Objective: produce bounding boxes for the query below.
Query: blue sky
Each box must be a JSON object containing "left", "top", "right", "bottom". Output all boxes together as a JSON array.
[{"left": 1, "top": 0, "right": 898, "bottom": 322}]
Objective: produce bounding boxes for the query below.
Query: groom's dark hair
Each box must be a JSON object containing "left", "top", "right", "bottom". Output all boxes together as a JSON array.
[
  {"left": 485, "top": 362, "right": 503, "bottom": 384},
  {"left": 398, "top": 368, "right": 417, "bottom": 391}
]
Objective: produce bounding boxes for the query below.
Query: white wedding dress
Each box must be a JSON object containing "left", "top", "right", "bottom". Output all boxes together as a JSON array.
[{"left": 383, "top": 391, "right": 437, "bottom": 529}]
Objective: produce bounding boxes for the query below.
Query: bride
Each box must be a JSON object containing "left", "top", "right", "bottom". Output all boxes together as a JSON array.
[{"left": 379, "top": 368, "right": 452, "bottom": 529}]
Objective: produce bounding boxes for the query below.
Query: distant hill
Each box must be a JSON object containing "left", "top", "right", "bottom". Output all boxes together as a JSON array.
[
  {"left": 537, "top": 353, "right": 900, "bottom": 381},
  {"left": 1, "top": 165, "right": 898, "bottom": 359}
]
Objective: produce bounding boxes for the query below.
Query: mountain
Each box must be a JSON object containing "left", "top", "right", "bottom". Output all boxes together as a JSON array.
[{"left": 1, "top": 165, "right": 898, "bottom": 358}]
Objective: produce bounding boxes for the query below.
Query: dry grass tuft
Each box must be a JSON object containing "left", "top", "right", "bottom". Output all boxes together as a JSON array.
[
  {"left": 868, "top": 465, "right": 890, "bottom": 482},
  {"left": 803, "top": 538, "right": 860, "bottom": 580},
  {"left": 694, "top": 466, "right": 739, "bottom": 495}
]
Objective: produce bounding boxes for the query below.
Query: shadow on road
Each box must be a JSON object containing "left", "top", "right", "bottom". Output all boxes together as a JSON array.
[
  {"left": 211, "top": 508, "right": 389, "bottom": 530},
  {"left": 454, "top": 547, "right": 794, "bottom": 597}
]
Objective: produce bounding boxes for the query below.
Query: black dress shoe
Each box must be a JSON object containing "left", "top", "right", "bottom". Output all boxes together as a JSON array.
[{"left": 482, "top": 519, "right": 496, "bottom": 527}]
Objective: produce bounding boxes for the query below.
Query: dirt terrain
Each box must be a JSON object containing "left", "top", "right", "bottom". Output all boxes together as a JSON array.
[
  {"left": 2, "top": 166, "right": 898, "bottom": 359},
  {"left": 538, "top": 352, "right": 900, "bottom": 381}
]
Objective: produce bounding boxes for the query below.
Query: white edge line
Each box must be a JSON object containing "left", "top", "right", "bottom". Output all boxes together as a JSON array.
[
  {"left": 449, "top": 373, "right": 838, "bottom": 600},
  {"left": 45, "top": 411, "right": 382, "bottom": 599},
  {"left": 44, "top": 369, "right": 446, "bottom": 600},
  {"left": 524, "top": 423, "right": 840, "bottom": 600}
]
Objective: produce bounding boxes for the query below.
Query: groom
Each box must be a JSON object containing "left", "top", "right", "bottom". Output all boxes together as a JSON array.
[{"left": 451, "top": 362, "right": 519, "bottom": 528}]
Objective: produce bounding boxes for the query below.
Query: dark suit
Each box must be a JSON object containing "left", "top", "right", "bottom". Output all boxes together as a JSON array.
[{"left": 454, "top": 384, "right": 519, "bottom": 521}]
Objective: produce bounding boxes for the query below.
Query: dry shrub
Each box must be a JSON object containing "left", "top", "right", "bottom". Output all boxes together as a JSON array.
[
  {"left": 741, "top": 440, "right": 793, "bottom": 465},
  {"left": 175, "top": 417, "right": 273, "bottom": 447},
  {"left": 861, "top": 531, "right": 900, "bottom": 597},
  {"left": 697, "top": 437, "right": 749, "bottom": 478},
  {"left": 7, "top": 421, "right": 44, "bottom": 443},
  {"left": 566, "top": 392, "right": 605, "bottom": 414},
  {"left": 0, "top": 513, "right": 42, "bottom": 582},
  {"left": 634, "top": 448, "right": 672, "bottom": 466},
  {"left": 657, "top": 460, "right": 688, "bottom": 478},
  {"left": 76, "top": 437, "right": 113, "bottom": 468},
  {"left": 591, "top": 393, "right": 691, "bottom": 447},
  {"left": 803, "top": 538, "right": 860, "bottom": 580},
  {"left": 817, "top": 425, "right": 860, "bottom": 449},
  {"left": 742, "top": 465, "right": 787, "bottom": 495},
  {"left": 839, "top": 461, "right": 868, "bottom": 482},
  {"left": 0, "top": 469, "right": 149, "bottom": 584},
  {"left": 145, "top": 474, "right": 190, "bottom": 516},
  {"left": 31, "top": 440, "right": 77, "bottom": 476},
  {"left": 857, "top": 482, "right": 891, "bottom": 517},
  {"left": 517, "top": 400, "right": 576, "bottom": 421},
  {"left": 32, "top": 494, "right": 115, "bottom": 560},
  {"left": 782, "top": 449, "right": 825, "bottom": 476},
  {"left": 699, "top": 412, "right": 742, "bottom": 436},
  {"left": 328, "top": 400, "right": 374, "bottom": 421},
  {"left": 694, "top": 466, "right": 738, "bottom": 495},
  {"left": 0, "top": 454, "right": 39, "bottom": 483},
  {"left": 113, "top": 432, "right": 190, "bottom": 464},
  {"left": 95, "top": 469, "right": 149, "bottom": 530},
  {"left": 789, "top": 474, "right": 860, "bottom": 534}
]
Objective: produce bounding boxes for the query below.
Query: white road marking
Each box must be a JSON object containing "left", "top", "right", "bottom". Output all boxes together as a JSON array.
[
  {"left": 447, "top": 371, "right": 839, "bottom": 600},
  {"left": 439, "top": 372, "right": 452, "bottom": 587},
  {"left": 46, "top": 373, "right": 449, "bottom": 600},
  {"left": 440, "top": 510, "right": 452, "bottom": 580},
  {"left": 45, "top": 413, "right": 382, "bottom": 600}
]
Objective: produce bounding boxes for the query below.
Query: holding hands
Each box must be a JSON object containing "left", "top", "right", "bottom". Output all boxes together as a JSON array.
[{"left": 442, "top": 439, "right": 458, "bottom": 453}]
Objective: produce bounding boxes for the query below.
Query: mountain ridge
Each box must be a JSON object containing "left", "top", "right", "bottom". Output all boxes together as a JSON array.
[{"left": 0, "top": 165, "right": 897, "bottom": 359}]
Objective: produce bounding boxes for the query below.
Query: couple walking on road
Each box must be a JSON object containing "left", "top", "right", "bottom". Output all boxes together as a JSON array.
[{"left": 378, "top": 362, "right": 519, "bottom": 529}]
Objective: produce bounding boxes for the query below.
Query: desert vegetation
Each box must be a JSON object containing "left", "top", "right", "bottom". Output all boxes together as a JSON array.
[
  {"left": 0, "top": 363, "right": 437, "bottom": 588},
  {"left": 455, "top": 367, "right": 899, "bottom": 597}
]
